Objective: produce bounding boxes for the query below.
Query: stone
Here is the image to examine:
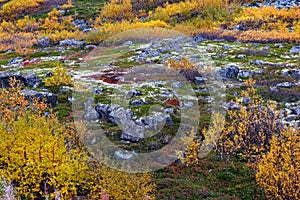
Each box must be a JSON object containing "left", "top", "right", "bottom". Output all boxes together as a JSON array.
[
  {"left": 84, "top": 106, "right": 100, "bottom": 121},
  {"left": 22, "top": 73, "right": 40, "bottom": 88},
  {"left": 171, "top": 82, "right": 184, "bottom": 89},
  {"left": 37, "top": 36, "right": 51, "bottom": 47},
  {"left": 291, "top": 106, "right": 300, "bottom": 115},
  {"left": 95, "top": 103, "right": 112, "bottom": 120},
  {"left": 122, "top": 41, "right": 133, "bottom": 46},
  {"left": 94, "top": 87, "right": 104, "bottom": 94},
  {"left": 161, "top": 135, "right": 170, "bottom": 144},
  {"left": 233, "top": 24, "right": 246, "bottom": 31},
  {"left": 73, "top": 19, "right": 90, "bottom": 30},
  {"left": 237, "top": 54, "right": 246, "bottom": 59},
  {"left": 130, "top": 98, "right": 148, "bottom": 106},
  {"left": 165, "top": 108, "right": 174, "bottom": 114},
  {"left": 59, "top": 39, "right": 85, "bottom": 46},
  {"left": 84, "top": 45, "right": 97, "bottom": 50},
  {"left": 82, "top": 28, "right": 99, "bottom": 33},
  {"left": 165, "top": 114, "right": 173, "bottom": 125},
  {"left": 126, "top": 89, "right": 142, "bottom": 98},
  {"left": 21, "top": 89, "right": 57, "bottom": 107},
  {"left": 237, "top": 70, "right": 252, "bottom": 79},
  {"left": 219, "top": 63, "right": 239, "bottom": 79},
  {"left": 224, "top": 102, "right": 240, "bottom": 110},
  {"left": 274, "top": 43, "right": 284, "bottom": 48},
  {"left": 276, "top": 82, "right": 295, "bottom": 88},
  {"left": 120, "top": 132, "right": 141, "bottom": 142},
  {"left": 0, "top": 72, "right": 22, "bottom": 88},
  {"left": 194, "top": 77, "right": 206, "bottom": 85},
  {"left": 114, "top": 150, "right": 137, "bottom": 160},
  {"left": 9, "top": 57, "right": 23, "bottom": 65},
  {"left": 45, "top": 72, "right": 53, "bottom": 77},
  {"left": 250, "top": 60, "right": 263, "bottom": 65},
  {"left": 282, "top": 69, "right": 300, "bottom": 80},
  {"left": 290, "top": 46, "right": 300, "bottom": 53},
  {"left": 222, "top": 44, "right": 232, "bottom": 50}
]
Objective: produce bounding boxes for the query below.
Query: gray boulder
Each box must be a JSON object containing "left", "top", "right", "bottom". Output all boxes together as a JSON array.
[
  {"left": 126, "top": 89, "right": 142, "bottom": 98},
  {"left": 22, "top": 73, "right": 40, "bottom": 88},
  {"left": 194, "top": 77, "right": 206, "bottom": 84},
  {"left": 84, "top": 45, "right": 97, "bottom": 50},
  {"left": 276, "top": 82, "right": 295, "bottom": 88},
  {"left": 37, "top": 37, "right": 51, "bottom": 47},
  {"left": 291, "top": 106, "right": 300, "bottom": 115},
  {"left": 0, "top": 72, "right": 22, "bottom": 88},
  {"left": 250, "top": 60, "right": 263, "bottom": 65},
  {"left": 238, "top": 70, "right": 252, "bottom": 79},
  {"left": 21, "top": 89, "right": 57, "bottom": 107},
  {"left": 0, "top": 72, "right": 39, "bottom": 88},
  {"left": 84, "top": 106, "right": 100, "bottom": 121},
  {"left": 219, "top": 64, "right": 239, "bottom": 79},
  {"left": 59, "top": 39, "right": 85, "bottom": 46},
  {"left": 83, "top": 28, "right": 99, "bottom": 33},
  {"left": 130, "top": 98, "right": 148, "bottom": 106},
  {"left": 237, "top": 54, "right": 246, "bottom": 59},
  {"left": 9, "top": 57, "right": 23, "bottom": 65},
  {"left": 73, "top": 19, "right": 90, "bottom": 30},
  {"left": 290, "top": 46, "right": 300, "bottom": 53},
  {"left": 120, "top": 132, "right": 141, "bottom": 143},
  {"left": 95, "top": 103, "right": 112, "bottom": 120}
]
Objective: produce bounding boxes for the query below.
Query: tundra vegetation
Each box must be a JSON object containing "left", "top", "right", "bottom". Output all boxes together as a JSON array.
[{"left": 0, "top": 0, "right": 299, "bottom": 199}]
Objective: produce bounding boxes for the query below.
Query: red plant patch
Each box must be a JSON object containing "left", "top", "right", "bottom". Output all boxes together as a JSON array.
[{"left": 166, "top": 99, "right": 180, "bottom": 106}]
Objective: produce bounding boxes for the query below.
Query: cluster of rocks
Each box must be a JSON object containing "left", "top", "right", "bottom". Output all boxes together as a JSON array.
[
  {"left": 0, "top": 72, "right": 58, "bottom": 107},
  {"left": 281, "top": 103, "right": 300, "bottom": 128},
  {"left": 128, "top": 36, "right": 197, "bottom": 64},
  {"left": 0, "top": 72, "right": 40, "bottom": 88},
  {"left": 84, "top": 98, "right": 174, "bottom": 143},
  {"left": 218, "top": 63, "right": 253, "bottom": 80},
  {"left": 245, "top": 0, "right": 300, "bottom": 9}
]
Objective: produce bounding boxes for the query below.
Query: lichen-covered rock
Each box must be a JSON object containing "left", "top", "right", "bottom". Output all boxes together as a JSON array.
[
  {"left": 21, "top": 89, "right": 57, "bottom": 107},
  {"left": 59, "top": 39, "right": 85, "bottom": 46},
  {"left": 219, "top": 64, "right": 239, "bottom": 79}
]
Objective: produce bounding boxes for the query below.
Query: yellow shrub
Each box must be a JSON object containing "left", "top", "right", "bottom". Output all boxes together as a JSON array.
[
  {"left": 256, "top": 127, "right": 300, "bottom": 200},
  {"left": 40, "top": 8, "right": 74, "bottom": 32},
  {"left": 0, "top": 79, "right": 155, "bottom": 199},
  {"left": 149, "top": 0, "right": 228, "bottom": 22},
  {"left": 0, "top": 20, "right": 16, "bottom": 33},
  {"left": 16, "top": 15, "right": 39, "bottom": 32},
  {"left": 0, "top": 32, "right": 37, "bottom": 56},
  {"left": 261, "top": 20, "right": 289, "bottom": 33},
  {"left": 0, "top": 0, "right": 46, "bottom": 18},
  {"left": 294, "top": 20, "right": 300, "bottom": 34},
  {"left": 235, "top": 6, "right": 300, "bottom": 22},
  {"left": 98, "top": 0, "right": 134, "bottom": 22},
  {"left": 218, "top": 79, "right": 281, "bottom": 161},
  {"left": 0, "top": 79, "right": 88, "bottom": 199},
  {"left": 45, "top": 63, "right": 73, "bottom": 87},
  {"left": 178, "top": 112, "right": 225, "bottom": 166},
  {"left": 86, "top": 20, "right": 171, "bottom": 43},
  {"left": 87, "top": 161, "right": 155, "bottom": 199},
  {"left": 40, "top": 30, "right": 84, "bottom": 43}
]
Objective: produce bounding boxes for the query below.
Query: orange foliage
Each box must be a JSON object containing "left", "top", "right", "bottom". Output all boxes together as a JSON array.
[{"left": 0, "top": 0, "right": 45, "bottom": 18}]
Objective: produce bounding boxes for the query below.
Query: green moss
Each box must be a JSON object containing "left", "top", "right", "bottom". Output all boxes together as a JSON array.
[{"left": 153, "top": 152, "right": 265, "bottom": 200}]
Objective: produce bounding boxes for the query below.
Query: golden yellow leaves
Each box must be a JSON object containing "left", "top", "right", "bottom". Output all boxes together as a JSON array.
[
  {"left": 0, "top": 0, "right": 46, "bottom": 18},
  {"left": 44, "top": 63, "right": 73, "bottom": 87},
  {"left": 164, "top": 58, "right": 195, "bottom": 71},
  {"left": 0, "top": 79, "right": 88, "bottom": 199},
  {"left": 219, "top": 79, "right": 281, "bottom": 161},
  {"left": 256, "top": 127, "right": 300, "bottom": 200},
  {"left": 98, "top": 0, "right": 134, "bottom": 22}
]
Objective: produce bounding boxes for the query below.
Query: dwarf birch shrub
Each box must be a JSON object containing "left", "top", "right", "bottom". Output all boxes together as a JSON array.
[{"left": 256, "top": 127, "right": 300, "bottom": 200}]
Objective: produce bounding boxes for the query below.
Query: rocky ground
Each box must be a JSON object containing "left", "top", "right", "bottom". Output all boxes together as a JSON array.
[{"left": 0, "top": 33, "right": 299, "bottom": 160}]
